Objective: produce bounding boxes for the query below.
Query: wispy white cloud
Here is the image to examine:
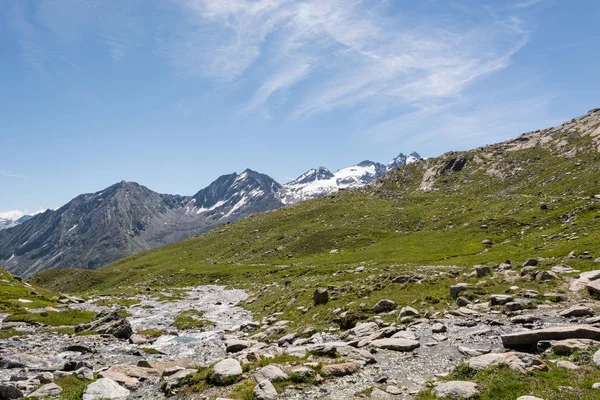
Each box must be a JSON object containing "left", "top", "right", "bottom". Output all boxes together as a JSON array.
[
  {"left": 0, "top": 170, "right": 29, "bottom": 179},
  {"left": 170, "top": 0, "right": 533, "bottom": 118},
  {"left": 511, "top": 0, "right": 545, "bottom": 9}
]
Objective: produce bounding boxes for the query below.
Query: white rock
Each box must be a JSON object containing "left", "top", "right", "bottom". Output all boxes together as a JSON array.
[
  {"left": 254, "top": 365, "right": 287, "bottom": 383},
  {"left": 212, "top": 358, "right": 242, "bottom": 385},
  {"left": 432, "top": 381, "right": 479, "bottom": 399},
  {"left": 253, "top": 379, "right": 278, "bottom": 400},
  {"left": 82, "top": 378, "right": 130, "bottom": 400}
]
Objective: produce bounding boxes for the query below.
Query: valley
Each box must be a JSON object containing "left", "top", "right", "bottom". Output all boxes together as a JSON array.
[{"left": 1, "top": 109, "right": 600, "bottom": 399}]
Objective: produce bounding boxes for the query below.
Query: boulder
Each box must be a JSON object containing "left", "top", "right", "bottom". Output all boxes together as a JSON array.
[
  {"left": 75, "top": 310, "right": 133, "bottom": 339},
  {"left": 475, "top": 265, "right": 492, "bottom": 277},
  {"left": 432, "top": 381, "right": 479, "bottom": 399},
  {"left": 432, "top": 323, "right": 447, "bottom": 333},
  {"left": 100, "top": 365, "right": 160, "bottom": 382},
  {"left": 552, "top": 264, "right": 577, "bottom": 274},
  {"left": 570, "top": 270, "right": 600, "bottom": 292},
  {"left": 490, "top": 294, "right": 513, "bottom": 306},
  {"left": 29, "top": 383, "right": 62, "bottom": 398},
  {"left": 466, "top": 352, "right": 546, "bottom": 373},
  {"left": 502, "top": 325, "right": 600, "bottom": 349},
  {"left": 587, "top": 280, "right": 600, "bottom": 298},
  {"left": 225, "top": 339, "right": 250, "bottom": 353},
  {"left": 212, "top": 358, "right": 242, "bottom": 385},
  {"left": 0, "top": 383, "right": 23, "bottom": 400},
  {"left": 373, "top": 299, "right": 396, "bottom": 313},
  {"left": 450, "top": 283, "right": 470, "bottom": 299},
  {"left": 321, "top": 362, "right": 361, "bottom": 377},
  {"left": 82, "top": 378, "right": 130, "bottom": 400},
  {"left": 558, "top": 305, "right": 594, "bottom": 318},
  {"left": 535, "top": 271, "right": 557, "bottom": 281},
  {"left": 253, "top": 379, "right": 278, "bottom": 400},
  {"left": 523, "top": 258, "right": 539, "bottom": 267},
  {"left": 516, "top": 397, "right": 544, "bottom": 400},
  {"left": 254, "top": 365, "right": 287, "bottom": 383},
  {"left": 313, "top": 288, "right": 329, "bottom": 305},
  {"left": 129, "top": 334, "right": 149, "bottom": 345},
  {"left": 399, "top": 306, "right": 419, "bottom": 318},
  {"left": 556, "top": 360, "right": 579, "bottom": 370},
  {"left": 370, "top": 338, "right": 420, "bottom": 352},
  {"left": 551, "top": 338, "right": 600, "bottom": 355}
]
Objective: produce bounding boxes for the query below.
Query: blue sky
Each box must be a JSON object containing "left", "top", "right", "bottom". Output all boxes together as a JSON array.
[{"left": 1, "top": 0, "right": 599, "bottom": 213}]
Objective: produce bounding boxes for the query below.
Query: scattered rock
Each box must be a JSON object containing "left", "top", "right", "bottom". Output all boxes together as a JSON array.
[
  {"left": 225, "top": 339, "right": 250, "bottom": 353},
  {"left": 253, "top": 379, "right": 278, "bottom": 400},
  {"left": 490, "top": 294, "right": 513, "bottom": 306},
  {"left": 559, "top": 305, "right": 594, "bottom": 318},
  {"left": 432, "top": 381, "right": 479, "bottom": 399},
  {"left": 82, "top": 378, "right": 130, "bottom": 400},
  {"left": 29, "top": 383, "right": 63, "bottom": 397},
  {"left": 556, "top": 360, "right": 579, "bottom": 370},
  {"left": 432, "top": 323, "right": 447, "bottom": 333},
  {"left": 535, "top": 271, "right": 557, "bottom": 282},
  {"left": 551, "top": 338, "right": 600, "bottom": 354},
  {"left": 502, "top": 325, "right": 600, "bottom": 349},
  {"left": 593, "top": 349, "right": 600, "bottom": 367},
  {"left": 313, "top": 288, "right": 329, "bottom": 305},
  {"left": 321, "top": 362, "right": 361, "bottom": 377},
  {"left": 587, "top": 280, "right": 600, "bottom": 298},
  {"left": 212, "top": 358, "right": 242, "bottom": 385},
  {"left": 373, "top": 299, "right": 396, "bottom": 313},
  {"left": 254, "top": 365, "right": 287, "bottom": 383},
  {"left": 399, "top": 306, "right": 419, "bottom": 318},
  {"left": 137, "top": 358, "right": 196, "bottom": 374},
  {"left": 516, "top": 397, "right": 544, "bottom": 400},
  {"left": 466, "top": 352, "right": 547, "bottom": 373},
  {"left": 0, "top": 383, "right": 24, "bottom": 400},
  {"left": 552, "top": 264, "right": 577, "bottom": 274},
  {"left": 370, "top": 338, "right": 420, "bottom": 352},
  {"left": 475, "top": 265, "right": 491, "bottom": 277},
  {"left": 75, "top": 310, "right": 133, "bottom": 339},
  {"left": 523, "top": 258, "right": 539, "bottom": 267},
  {"left": 450, "top": 283, "right": 470, "bottom": 299}
]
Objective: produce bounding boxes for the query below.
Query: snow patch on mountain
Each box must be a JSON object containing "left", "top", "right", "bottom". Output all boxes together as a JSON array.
[{"left": 0, "top": 209, "right": 46, "bottom": 231}]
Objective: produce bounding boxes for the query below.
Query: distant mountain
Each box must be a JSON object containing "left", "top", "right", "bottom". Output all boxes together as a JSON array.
[
  {"left": 0, "top": 170, "right": 283, "bottom": 278},
  {"left": 281, "top": 152, "right": 422, "bottom": 204},
  {"left": 387, "top": 151, "right": 422, "bottom": 171},
  {"left": 0, "top": 210, "right": 43, "bottom": 231}
]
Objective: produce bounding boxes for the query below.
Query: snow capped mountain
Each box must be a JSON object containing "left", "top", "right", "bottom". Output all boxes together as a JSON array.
[
  {"left": 282, "top": 152, "right": 421, "bottom": 204},
  {"left": 386, "top": 151, "right": 422, "bottom": 171},
  {"left": 188, "top": 169, "right": 283, "bottom": 220}
]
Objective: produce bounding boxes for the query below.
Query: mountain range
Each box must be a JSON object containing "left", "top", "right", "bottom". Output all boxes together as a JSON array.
[
  {"left": 0, "top": 152, "right": 421, "bottom": 277},
  {"left": 0, "top": 211, "right": 41, "bottom": 231}
]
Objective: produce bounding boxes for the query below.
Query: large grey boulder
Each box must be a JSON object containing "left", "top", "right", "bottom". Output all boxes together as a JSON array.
[
  {"left": 76, "top": 310, "right": 133, "bottom": 339},
  {"left": 0, "top": 383, "right": 24, "bottom": 400},
  {"left": 373, "top": 299, "right": 396, "bottom": 313},
  {"left": 466, "top": 352, "right": 546, "bottom": 373},
  {"left": 253, "top": 379, "right": 278, "bottom": 400},
  {"left": 254, "top": 365, "right": 287, "bottom": 383},
  {"left": 82, "top": 378, "right": 130, "bottom": 400},
  {"left": 370, "top": 338, "right": 420, "bottom": 352},
  {"left": 558, "top": 305, "right": 594, "bottom": 318},
  {"left": 450, "top": 283, "right": 470, "bottom": 299},
  {"left": 502, "top": 325, "right": 600, "bottom": 349},
  {"left": 212, "top": 358, "right": 242, "bottom": 385},
  {"left": 29, "top": 383, "right": 63, "bottom": 398},
  {"left": 490, "top": 294, "right": 513, "bottom": 306},
  {"left": 432, "top": 381, "right": 479, "bottom": 399},
  {"left": 587, "top": 280, "right": 600, "bottom": 298},
  {"left": 225, "top": 339, "right": 250, "bottom": 353}
]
